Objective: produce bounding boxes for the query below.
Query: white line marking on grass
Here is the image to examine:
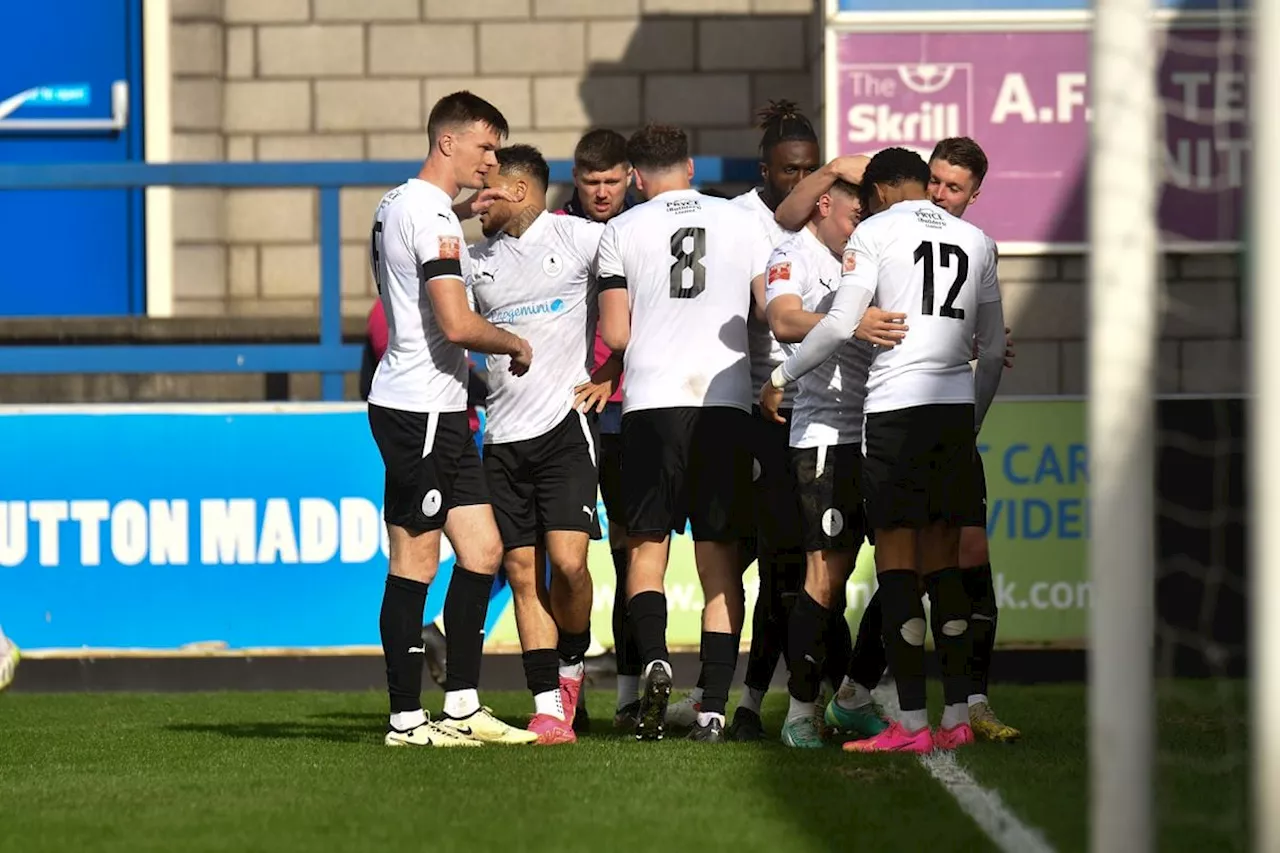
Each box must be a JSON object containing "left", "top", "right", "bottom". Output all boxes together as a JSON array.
[{"left": 872, "top": 684, "right": 1057, "bottom": 853}]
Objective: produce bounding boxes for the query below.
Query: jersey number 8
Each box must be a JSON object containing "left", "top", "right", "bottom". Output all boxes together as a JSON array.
[{"left": 669, "top": 227, "right": 707, "bottom": 299}]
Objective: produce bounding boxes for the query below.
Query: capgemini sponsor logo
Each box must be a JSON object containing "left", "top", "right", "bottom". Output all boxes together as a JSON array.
[{"left": 488, "top": 298, "right": 566, "bottom": 325}]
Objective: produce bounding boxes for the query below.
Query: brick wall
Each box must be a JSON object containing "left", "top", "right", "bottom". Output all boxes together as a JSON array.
[{"left": 165, "top": 0, "right": 1244, "bottom": 396}]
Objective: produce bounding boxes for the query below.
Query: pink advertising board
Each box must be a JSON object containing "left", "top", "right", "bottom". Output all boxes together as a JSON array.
[{"left": 832, "top": 28, "right": 1249, "bottom": 248}]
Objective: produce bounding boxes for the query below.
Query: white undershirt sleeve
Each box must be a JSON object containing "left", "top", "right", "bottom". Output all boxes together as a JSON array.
[
  {"left": 777, "top": 229, "right": 877, "bottom": 385},
  {"left": 778, "top": 281, "right": 874, "bottom": 384},
  {"left": 973, "top": 299, "right": 1006, "bottom": 429}
]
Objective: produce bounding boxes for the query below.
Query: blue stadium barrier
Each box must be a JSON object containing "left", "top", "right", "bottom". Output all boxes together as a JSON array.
[{"left": 0, "top": 158, "right": 760, "bottom": 400}]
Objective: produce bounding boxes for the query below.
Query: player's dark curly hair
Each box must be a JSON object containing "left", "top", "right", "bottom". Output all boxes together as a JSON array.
[
  {"left": 756, "top": 99, "right": 818, "bottom": 160},
  {"left": 496, "top": 144, "right": 549, "bottom": 190},
  {"left": 626, "top": 123, "right": 689, "bottom": 171},
  {"left": 858, "top": 147, "right": 931, "bottom": 210}
]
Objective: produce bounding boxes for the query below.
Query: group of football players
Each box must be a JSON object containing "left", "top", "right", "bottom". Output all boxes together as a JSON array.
[{"left": 367, "top": 90, "right": 1020, "bottom": 752}]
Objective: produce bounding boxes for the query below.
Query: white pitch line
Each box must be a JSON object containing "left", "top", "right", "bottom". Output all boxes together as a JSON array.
[{"left": 872, "top": 684, "right": 1057, "bottom": 853}]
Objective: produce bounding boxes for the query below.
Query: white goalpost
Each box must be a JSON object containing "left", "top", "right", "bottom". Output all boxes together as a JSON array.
[
  {"left": 1088, "top": 0, "right": 1159, "bottom": 851},
  {"left": 1251, "top": 0, "right": 1277, "bottom": 850}
]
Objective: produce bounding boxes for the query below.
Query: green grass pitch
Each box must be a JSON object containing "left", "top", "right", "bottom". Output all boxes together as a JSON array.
[{"left": 0, "top": 682, "right": 1247, "bottom": 853}]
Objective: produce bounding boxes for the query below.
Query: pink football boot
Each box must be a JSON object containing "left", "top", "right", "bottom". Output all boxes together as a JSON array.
[
  {"left": 842, "top": 721, "right": 934, "bottom": 754},
  {"left": 528, "top": 713, "right": 576, "bottom": 745},
  {"left": 559, "top": 669, "right": 585, "bottom": 729},
  {"left": 934, "top": 722, "right": 975, "bottom": 750}
]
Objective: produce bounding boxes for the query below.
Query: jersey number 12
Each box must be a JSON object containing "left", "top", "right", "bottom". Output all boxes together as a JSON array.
[{"left": 913, "top": 240, "right": 968, "bottom": 319}]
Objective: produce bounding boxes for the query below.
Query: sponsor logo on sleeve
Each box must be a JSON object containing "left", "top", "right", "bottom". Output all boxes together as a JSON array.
[{"left": 438, "top": 236, "right": 461, "bottom": 260}]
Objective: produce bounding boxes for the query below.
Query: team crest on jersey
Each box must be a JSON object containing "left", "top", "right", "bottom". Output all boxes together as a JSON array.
[
  {"left": 542, "top": 253, "right": 563, "bottom": 277},
  {"left": 842, "top": 249, "right": 857, "bottom": 273},
  {"left": 767, "top": 262, "right": 791, "bottom": 285},
  {"left": 437, "top": 236, "right": 461, "bottom": 260}
]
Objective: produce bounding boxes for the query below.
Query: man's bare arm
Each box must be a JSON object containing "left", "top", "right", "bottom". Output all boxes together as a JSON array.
[
  {"left": 767, "top": 294, "right": 824, "bottom": 343},
  {"left": 428, "top": 278, "right": 531, "bottom": 374},
  {"left": 452, "top": 187, "right": 515, "bottom": 221},
  {"left": 774, "top": 156, "right": 870, "bottom": 231},
  {"left": 599, "top": 286, "right": 631, "bottom": 354},
  {"left": 770, "top": 296, "right": 906, "bottom": 348}
]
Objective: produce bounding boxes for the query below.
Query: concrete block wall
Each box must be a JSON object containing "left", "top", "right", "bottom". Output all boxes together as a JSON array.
[
  {"left": 166, "top": 0, "right": 1243, "bottom": 396},
  {"left": 989, "top": 253, "right": 1243, "bottom": 397},
  {"left": 168, "top": 0, "right": 820, "bottom": 321}
]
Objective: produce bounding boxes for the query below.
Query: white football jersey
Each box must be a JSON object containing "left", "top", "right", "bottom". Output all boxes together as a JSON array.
[
  {"left": 368, "top": 178, "right": 472, "bottom": 414},
  {"left": 841, "top": 199, "right": 1000, "bottom": 414},
  {"left": 733, "top": 188, "right": 795, "bottom": 407},
  {"left": 468, "top": 211, "right": 603, "bottom": 445},
  {"left": 596, "top": 189, "right": 770, "bottom": 414},
  {"left": 764, "top": 227, "right": 874, "bottom": 449}
]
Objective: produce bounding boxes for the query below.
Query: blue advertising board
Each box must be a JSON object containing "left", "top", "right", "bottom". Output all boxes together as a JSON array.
[
  {"left": 835, "top": 0, "right": 1244, "bottom": 10},
  {"left": 0, "top": 406, "right": 511, "bottom": 651}
]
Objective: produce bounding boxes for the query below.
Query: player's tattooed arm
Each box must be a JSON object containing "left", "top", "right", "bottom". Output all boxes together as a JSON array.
[
  {"left": 428, "top": 278, "right": 533, "bottom": 376},
  {"left": 773, "top": 155, "right": 870, "bottom": 231}
]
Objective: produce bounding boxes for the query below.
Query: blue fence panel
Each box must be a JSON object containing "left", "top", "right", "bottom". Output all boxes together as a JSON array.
[{"left": 0, "top": 158, "right": 758, "bottom": 400}]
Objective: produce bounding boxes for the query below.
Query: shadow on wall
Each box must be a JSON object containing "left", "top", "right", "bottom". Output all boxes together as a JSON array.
[{"left": 544, "top": 9, "right": 817, "bottom": 210}]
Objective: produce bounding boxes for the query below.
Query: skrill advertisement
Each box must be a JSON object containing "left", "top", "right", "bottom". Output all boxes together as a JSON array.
[{"left": 833, "top": 28, "right": 1249, "bottom": 246}]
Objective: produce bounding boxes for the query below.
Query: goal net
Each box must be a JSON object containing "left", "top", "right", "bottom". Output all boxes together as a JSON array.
[{"left": 1089, "top": 0, "right": 1258, "bottom": 850}]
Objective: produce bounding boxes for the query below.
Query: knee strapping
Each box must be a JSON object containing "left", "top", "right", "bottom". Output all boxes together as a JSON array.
[{"left": 899, "top": 617, "right": 927, "bottom": 646}]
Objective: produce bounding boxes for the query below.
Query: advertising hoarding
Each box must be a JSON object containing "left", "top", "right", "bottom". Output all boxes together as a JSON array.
[
  {"left": 829, "top": 27, "right": 1247, "bottom": 249},
  {"left": 0, "top": 402, "right": 1091, "bottom": 654}
]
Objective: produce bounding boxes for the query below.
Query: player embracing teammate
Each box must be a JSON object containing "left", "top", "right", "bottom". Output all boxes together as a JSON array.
[
  {"left": 768, "top": 144, "right": 1007, "bottom": 752},
  {"left": 364, "top": 86, "right": 1018, "bottom": 751},
  {"left": 771, "top": 135, "right": 1021, "bottom": 747}
]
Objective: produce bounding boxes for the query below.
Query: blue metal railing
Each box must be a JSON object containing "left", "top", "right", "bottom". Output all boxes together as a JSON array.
[{"left": 0, "top": 157, "right": 759, "bottom": 400}]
